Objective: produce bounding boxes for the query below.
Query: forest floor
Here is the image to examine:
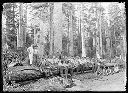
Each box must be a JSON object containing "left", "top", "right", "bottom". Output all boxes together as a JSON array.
[
  {"left": 3, "top": 70, "right": 126, "bottom": 91},
  {"left": 67, "top": 70, "right": 126, "bottom": 91}
]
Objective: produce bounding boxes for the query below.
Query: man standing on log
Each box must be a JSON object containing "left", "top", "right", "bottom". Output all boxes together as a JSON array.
[
  {"left": 27, "top": 44, "right": 34, "bottom": 65},
  {"left": 96, "top": 53, "right": 102, "bottom": 63}
]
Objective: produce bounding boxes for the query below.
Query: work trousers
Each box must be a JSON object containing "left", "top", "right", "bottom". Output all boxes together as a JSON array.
[
  {"left": 29, "top": 54, "right": 33, "bottom": 65},
  {"left": 33, "top": 54, "right": 39, "bottom": 67},
  {"left": 59, "top": 66, "right": 68, "bottom": 78},
  {"left": 80, "top": 64, "right": 85, "bottom": 73}
]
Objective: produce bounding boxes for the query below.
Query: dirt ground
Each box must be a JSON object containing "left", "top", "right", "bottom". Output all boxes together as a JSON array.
[
  {"left": 3, "top": 70, "right": 126, "bottom": 91},
  {"left": 67, "top": 70, "right": 126, "bottom": 91}
]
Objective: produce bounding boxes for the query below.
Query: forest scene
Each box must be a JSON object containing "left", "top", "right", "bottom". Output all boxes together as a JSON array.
[{"left": 2, "top": 2, "right": 126, "bottom": 91}]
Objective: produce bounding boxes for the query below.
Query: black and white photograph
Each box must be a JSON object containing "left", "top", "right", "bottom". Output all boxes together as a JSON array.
[{"left": 2, "top": 2, "right": 126, "bottom": 91}]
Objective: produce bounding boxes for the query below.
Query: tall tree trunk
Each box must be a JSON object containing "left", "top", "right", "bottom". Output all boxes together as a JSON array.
[
  {"left": 69, "top": 5, "right": 74, "bottom": 57},
  {"left": 52, "top": 3, "right": 63, "bottom": 55},
  {"left": 99, "top": 3, "right": 103, "bottom": 58},
  {"left": 81, "top": 3, "right": 86, "bottom": 57},
  {"left": 95, "top": 6, "right": 99, "bottom": 58},
  {"left": 121, "top": 30, "right": 126, "bottom": 61},
  {"left": 38, "top": 21, "right": 49, "bottom": 58},
  {"left": 17, "top": 3, "right": 24, "bottom": 48},
  {"left": 24, "top": 4, "right": 27, "bottom": 47},
  {"left": 49, "top": 3, "right": 54, "bottom": 56},
  {"left": 12, "top": 3, "right": 16, "bottom": 49},
  {"left": 79, "top": 3, "right": 82, "bottom": 57},
  {"left": 34, "top": 25, "right": 36, "bottom": 45}
]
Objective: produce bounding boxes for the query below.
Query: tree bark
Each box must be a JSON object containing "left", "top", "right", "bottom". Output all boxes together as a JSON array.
[
  {"left": 52, "top": 3, "right": 63, "bottom": 55},
  {"left": 17, "top": 3, "right": 24, "bottom": 48},
  {"left": 81, "top": 4, "right": 86, "bottom": 57},
  {"left": 69, "top": 5, "right": 74, "bottom": 57},
  {"left": 24, "top": 4, "right": 27, "bottom": 47},
  {"left": 78, "top": 3, "right": 82, "bottom": 57},
  {"left": 99, "top": 3, "right": 103, "bottom": 58},
  {"left": 49, "top": 3, "right": 54, "bottom": 56}
]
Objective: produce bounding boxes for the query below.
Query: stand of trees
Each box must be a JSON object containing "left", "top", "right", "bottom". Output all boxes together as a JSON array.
[{"left": 2, "top": 2, "right": 126, "bottom": 60}]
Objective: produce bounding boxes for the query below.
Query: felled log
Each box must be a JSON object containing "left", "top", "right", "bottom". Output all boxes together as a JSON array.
[
  {"left": 5, "top": 65, "right": 44, "bottom": 84},
  {"left": 8, "top": 62, "right": 23, "bottom": 68}
]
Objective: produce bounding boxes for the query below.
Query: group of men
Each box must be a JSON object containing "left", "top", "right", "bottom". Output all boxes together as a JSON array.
[
  {"left": 27, "top": 44, "right": 102, "bottom": 66},
  {"left": 27, "top": 45, "right": 99, "bottom": 78},
  {"left": 38, "top": 56, "right": 96, "bottom": 78},
  {"left": 27, "top": 44, "right": 122, "bottom": 78}
]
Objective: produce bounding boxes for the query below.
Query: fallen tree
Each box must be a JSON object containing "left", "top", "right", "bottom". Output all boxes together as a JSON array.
[{"left": 5, "top": 65, "right": 44, "bottom": 85}]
